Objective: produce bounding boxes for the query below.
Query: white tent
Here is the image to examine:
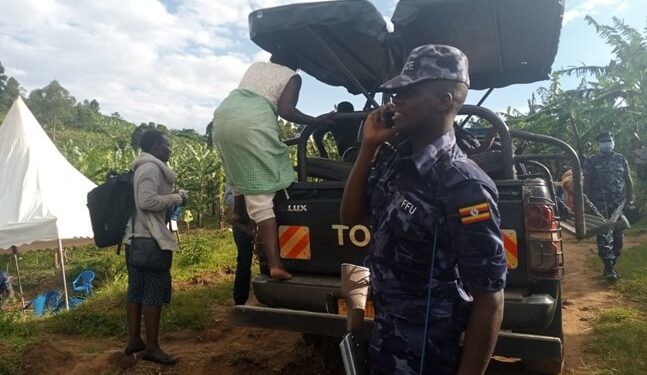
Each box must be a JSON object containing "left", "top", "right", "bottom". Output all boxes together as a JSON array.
[{"left": 0, "top": 97, "right": 97, "bottom": 310}]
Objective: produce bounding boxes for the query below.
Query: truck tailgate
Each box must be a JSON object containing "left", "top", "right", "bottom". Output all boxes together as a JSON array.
[
  {"left": 274, "top": 182, "right": 368, "bottom": 275},
  {"left": 275, "top": 181, "right": 526, "bottom": 280}
]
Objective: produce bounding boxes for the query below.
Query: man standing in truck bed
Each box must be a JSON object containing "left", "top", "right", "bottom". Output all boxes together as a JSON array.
[{"left": 341, "top": 45, "right": 507, "bottom": 374}]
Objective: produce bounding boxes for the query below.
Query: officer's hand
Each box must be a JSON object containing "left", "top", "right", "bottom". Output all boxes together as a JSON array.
[{"left": 362, "top": 105, "right": 398, "bottom": 148}]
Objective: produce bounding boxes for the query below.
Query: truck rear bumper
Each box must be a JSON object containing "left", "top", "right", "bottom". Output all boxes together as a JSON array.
[
  {"left": 233, "top": 305, "right": 369, "bottom": 338},
  {"left": 252, "top": 275, "right": 558, "bottom": 331},
  {"left": 502, "top": 292, "right": 558, "bottom": 331},
  {"left": 232, "top": 305, "right": 562, "bottom": 361}
]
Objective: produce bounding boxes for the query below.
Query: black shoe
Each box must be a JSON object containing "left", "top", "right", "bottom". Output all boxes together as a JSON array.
[
  {"left": 603, "top": 260, "right": 618, "bottom": 282},
  {"left": 124, "top": 342, "right": 146, "bottom": 355},
  {"left": 141, "top": 350, "right": 177, "bottom": 365},
  {"left": 606, "top": 272, "right": 619, "bottom": 282}
]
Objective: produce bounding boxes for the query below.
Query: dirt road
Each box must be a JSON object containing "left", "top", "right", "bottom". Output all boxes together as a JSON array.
[
  {"left": 17, "top": 235, "right": 621, "bottom": 375},
  {"left": 485, "top": 235, "right": 623, "bottom": 375}
]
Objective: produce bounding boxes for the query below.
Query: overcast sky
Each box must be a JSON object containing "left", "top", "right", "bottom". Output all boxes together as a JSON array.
[{"left": 1, "top": 0, "right": 645, "bottom": 132}]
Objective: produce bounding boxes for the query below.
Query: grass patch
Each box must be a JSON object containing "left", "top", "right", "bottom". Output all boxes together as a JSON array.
[
  {"left": 0, "top": 313, "right": 43, "bottom": 375},
  {"left": 0, "top": 229, "right": 242, "bottom": 373},
  {"left": 588, "top": 318, "right": 647, "bottom": 375},
  {"left": 612, "top": 243, "right": 647, "bottom": 304},
  {"left": 45, "top": 305, "right": 126, "bottom": 337},
  {"left": 594, "top": 306, "right": 640, "bottom": 324},
  {"left": 0, "top": 338, "right": 32, "bottom": 375},
  {"left": 173, "top": 230, "right": 238, "bottom": 280},
  {"left": 586, "top": 239, "right": 647, "bottom": 374},
  {"left": 162, "top": 279, "right": 233, "bottom": 331},
  {"left": 624, "top": 218, "right": 647, "bottom": 236}
]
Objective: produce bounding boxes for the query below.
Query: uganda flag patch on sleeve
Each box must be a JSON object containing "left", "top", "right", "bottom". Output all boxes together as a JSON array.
[{"left": 459, "top": 202, "right": 491, "bottom": 224}]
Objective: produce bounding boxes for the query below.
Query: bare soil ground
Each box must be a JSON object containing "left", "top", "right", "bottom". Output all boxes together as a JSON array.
[{"left": 15, "top": 235, "right": 625, "bottom": 375}]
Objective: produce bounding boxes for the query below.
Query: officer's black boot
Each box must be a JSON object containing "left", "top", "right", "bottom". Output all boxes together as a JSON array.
[
  {"left": 611, "top": 257, "right": 620, "bottom": 279},
  {"left": 603, "top": 259, "right": 618, "bottom": 282}
]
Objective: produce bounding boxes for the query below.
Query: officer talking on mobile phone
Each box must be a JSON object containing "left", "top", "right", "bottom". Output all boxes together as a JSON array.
[{"left": 341, "top": 44, "right": 507, "bottom": 375}]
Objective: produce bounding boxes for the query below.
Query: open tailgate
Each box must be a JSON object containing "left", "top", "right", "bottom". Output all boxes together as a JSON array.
[
  {"left": 392, "top": 0, "right": 564, "bottom": 89},
  {"left": 249, "top": 0, "right": 565, "bottom": 93},
  {"left": 249, "top": 0, "right": 392, "bottom": 94}
]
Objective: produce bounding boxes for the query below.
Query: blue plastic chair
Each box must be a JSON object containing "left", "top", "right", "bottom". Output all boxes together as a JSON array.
[
  {"left": 67, "top": 295, "right": 85, "bottom": 309},
  {"left": 32, "top": 290, "right": 63, "bottom": 316},
  {"left": 72, "top": 270, "right": 95, "bottom": 296}
]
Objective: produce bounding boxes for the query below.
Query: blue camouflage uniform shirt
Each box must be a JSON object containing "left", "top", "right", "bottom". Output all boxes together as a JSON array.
[
  {"left": 0, "top": 272, "right": 11, "bottom": 297},
  {"left": 585, "top": 151, "right": 630, "bottom": 216},
  {"left": 367, "top": 130, "right": 507, "bottom": 375}
]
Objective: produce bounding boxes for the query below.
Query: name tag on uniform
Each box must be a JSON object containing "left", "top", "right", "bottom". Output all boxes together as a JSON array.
[{"left": 400, "top": 199, "right": 418, "bottom": 215}]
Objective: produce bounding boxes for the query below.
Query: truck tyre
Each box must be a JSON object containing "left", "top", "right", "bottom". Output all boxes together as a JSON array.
[
  {"left": 522, "top": 286, "right": 565, "bottom": 374},
  {"left": 523, "top": 358, "right": 564, "bottom": 375},
  {"left": 301, "top": 334, "right": 344, "bottom": 371}
]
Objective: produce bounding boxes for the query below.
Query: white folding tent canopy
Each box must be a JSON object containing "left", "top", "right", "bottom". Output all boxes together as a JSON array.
[{"left": 0, "top": 97, "right": 97, "bottom": 310}]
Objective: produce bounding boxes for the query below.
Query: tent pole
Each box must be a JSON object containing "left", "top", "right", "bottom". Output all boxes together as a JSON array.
[
  {"left": 11, "top": 246, "right": 26, "bottom": 310},
  {"left": 57, "top": 239, "right": 70, "bottom": 311}
]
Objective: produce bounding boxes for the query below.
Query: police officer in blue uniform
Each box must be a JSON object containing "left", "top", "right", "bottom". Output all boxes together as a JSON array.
[
  {"left": 341, "top": 45, "right": 507, "bottom": 375},
  {"left": 585, "top": 131, "right": 634, "bottom": 281},
  {"left": 0, "top": 271, "right": 15, "bottom": 310}
]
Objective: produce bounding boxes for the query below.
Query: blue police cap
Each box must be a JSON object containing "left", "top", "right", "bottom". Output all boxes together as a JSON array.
[{"left": 380, "top": 44, "right": 470, "bottom": 91}]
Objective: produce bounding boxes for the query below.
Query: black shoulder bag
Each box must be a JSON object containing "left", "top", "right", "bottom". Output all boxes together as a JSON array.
[{"left": 126, "top": 190, "right": 173, "bottom": 272}]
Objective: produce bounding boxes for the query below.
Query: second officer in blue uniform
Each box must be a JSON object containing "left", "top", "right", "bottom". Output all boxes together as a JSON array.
[
  {"left": 342, "top": 45, "right": 507, "bottom": 375},
  {"left": 585, "top": 131, "right": 634, "bottom": 281}
]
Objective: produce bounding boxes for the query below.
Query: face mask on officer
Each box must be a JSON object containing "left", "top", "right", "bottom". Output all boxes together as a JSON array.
[{"left": 599, "top": 140, "right": 614, "bottom": 153}]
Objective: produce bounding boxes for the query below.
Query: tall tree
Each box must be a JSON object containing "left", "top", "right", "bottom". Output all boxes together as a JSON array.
[
  {"left": 0, "top": 62, "right": 24, "bottom": 112},
  {"left": 89, "top": 99, "right": 100, "bottom": 112},
  {"left": 28, "top": 80, "right": 76, "bottom": 140},
  {"left": 507, "top": 17, "right": 647, "bottom": 156},
  {"left": 0, "top": 62, "right": 7, "bottom": 93},
  {"left": 558, "top": 17, "right": 646, "bottom": 150},
  {"left": 0, "top": 78, "right": 22, "bottom": 111}
]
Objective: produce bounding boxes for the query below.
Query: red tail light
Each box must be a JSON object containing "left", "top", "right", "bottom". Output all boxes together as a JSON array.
[{"left": 525, "top": 201, "right": 563, "bottom": 279}]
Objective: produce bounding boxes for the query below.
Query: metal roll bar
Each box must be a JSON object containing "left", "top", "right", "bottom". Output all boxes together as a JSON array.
[
  {"left": 297, "top": 106, "right": 515, "bottom": 181},
  {"left": 296, "top": 112, "right": 370, "bottom": 182},
  {"left": 459, "top": 105, "right": 515, "bottom": 179},
  {"left": 510, "top": 129, "right": 585, "bottom": 239}
]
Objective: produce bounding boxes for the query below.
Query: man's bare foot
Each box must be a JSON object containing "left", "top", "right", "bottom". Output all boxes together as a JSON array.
[{"left": 270, "top": 268, "right": 293, "bottom": 280}]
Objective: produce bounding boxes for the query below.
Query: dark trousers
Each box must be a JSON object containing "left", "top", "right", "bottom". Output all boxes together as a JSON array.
[
  {"left": 232, "top": 225, "right": 254, "bottom": 305},
  {"left": 593, "top": 200, "right": 624, "bottom": 261},
  {"left": 597, "top": 229, "right": 624, "bottom": 261}
]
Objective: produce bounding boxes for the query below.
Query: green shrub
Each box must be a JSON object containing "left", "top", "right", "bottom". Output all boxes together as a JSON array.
[{"left": 176, "top": 233, "right": 217, "bottom": 267}]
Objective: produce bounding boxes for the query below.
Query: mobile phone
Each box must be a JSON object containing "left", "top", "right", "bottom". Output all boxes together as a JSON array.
[{"left": 384, "top": 110, "right": 395, "bottom": 128}]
